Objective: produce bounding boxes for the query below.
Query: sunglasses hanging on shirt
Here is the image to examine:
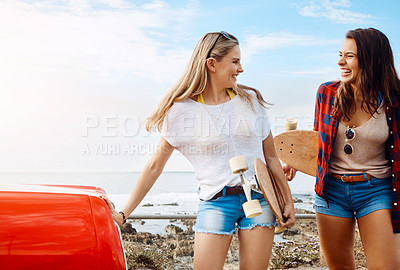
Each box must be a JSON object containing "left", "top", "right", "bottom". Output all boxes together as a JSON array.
[{"left": 344, "top": 127, "right": 355, "bottom": 155}]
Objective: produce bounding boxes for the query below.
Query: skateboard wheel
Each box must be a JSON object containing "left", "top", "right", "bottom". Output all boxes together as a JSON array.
[
  {"left": 229, "top": 156, "right": 248, "bottom": 174},
  {"left": 242, "top": 199, "right": 263, "bottom": 218},
  {"left": 284, "top": 118, "right": 298, "bottom": 131}
]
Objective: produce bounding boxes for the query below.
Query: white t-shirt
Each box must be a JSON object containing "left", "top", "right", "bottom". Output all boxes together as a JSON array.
[{"left": 161, "top": 91, "right": 271, "bottom": 200}]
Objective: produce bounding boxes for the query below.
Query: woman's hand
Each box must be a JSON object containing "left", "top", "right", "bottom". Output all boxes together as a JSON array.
[
  {"left": 101, "top": 196, "right": 125, "bottom": 227},
  {"left": 280, "top": 201, "right": 296, "bottom": 228},
  {"left": 282, "top": 164, "right": 297, "bottom": 181}
]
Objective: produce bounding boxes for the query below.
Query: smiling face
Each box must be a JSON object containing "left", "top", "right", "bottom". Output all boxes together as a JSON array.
[
  {"left": 214, "top": 45, "right": 243, "bottom": 89},
  {"left": 338, "top": 38, "right": 360, "bottom": 88}
]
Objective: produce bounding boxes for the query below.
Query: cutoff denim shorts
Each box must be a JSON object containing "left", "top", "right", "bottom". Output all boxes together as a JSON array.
[
  {"left": 313, "top": 173, "right": 392, "bottom": 219},
  {"left": 194, "top": 188, "right": 278, "bottom": 235}
]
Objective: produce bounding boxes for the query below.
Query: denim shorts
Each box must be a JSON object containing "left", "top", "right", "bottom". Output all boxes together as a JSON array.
[
  {"left": 194, "top": 188, "right": 278, "bottom": 235},
  {"left": 313, "top": 173, "right": 392, "bottom": 219}
]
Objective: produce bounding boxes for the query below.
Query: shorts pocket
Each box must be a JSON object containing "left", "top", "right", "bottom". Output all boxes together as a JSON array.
[
  {"left": 205, "top": 196, "right": 223, "bottom": 202},
  {"left": 251, "top": 191, "right": 264, "bottom": 200},
  {"left": 368, "top": 177, "right": 391, "bottom": 187},
  {"left": 313, "top": 195, "right": 328, "bottom": 209}
]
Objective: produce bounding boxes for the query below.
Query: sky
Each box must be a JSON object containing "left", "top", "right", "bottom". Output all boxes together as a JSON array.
[{"left": 1, "top": 0, "right": 399, "bottom": 172}]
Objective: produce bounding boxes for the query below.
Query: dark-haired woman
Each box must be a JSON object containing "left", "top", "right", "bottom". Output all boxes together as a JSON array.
[{"left": 312, "top": 28, "right": 400, "bottom": 269}]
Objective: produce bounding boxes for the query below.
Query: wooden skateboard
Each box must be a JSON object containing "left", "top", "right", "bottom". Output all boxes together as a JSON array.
[
  {"left": 254, "top": 158, "right": 287, "bottom": 233},
  {"left": 229, "top": 156, "right": 287, "bottom": 233},
  {"left": 273, "top": 130, "right": 318, "bottom": 177}
]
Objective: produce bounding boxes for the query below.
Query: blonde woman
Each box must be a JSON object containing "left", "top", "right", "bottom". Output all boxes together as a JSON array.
[{"left": 105, "top": 31, "right": 295, "bottom": 270}]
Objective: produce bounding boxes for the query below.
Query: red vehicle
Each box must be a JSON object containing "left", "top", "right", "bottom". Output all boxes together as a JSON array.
[{"left": 0, "top": 184, "right": 127, "bottom": 270}]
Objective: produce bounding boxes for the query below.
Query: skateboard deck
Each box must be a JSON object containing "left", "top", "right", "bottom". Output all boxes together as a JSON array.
[
  {"left": 273, "top": 130, "right": 318, "bottom": 177},
  {"left": 254, "top": 158, "right": 286, "bottom": 231}
]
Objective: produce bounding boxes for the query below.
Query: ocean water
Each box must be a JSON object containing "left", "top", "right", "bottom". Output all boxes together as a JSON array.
[{"left": 0, "top": 171, "right": 316, "bottom": 234}]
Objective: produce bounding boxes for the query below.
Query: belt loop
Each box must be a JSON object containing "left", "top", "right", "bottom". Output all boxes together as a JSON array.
[
  {"left": 363, "top": 173, "right": 369, "bottom": 181},
  {"left": 222, "top": 187, "right": 227, "bottom": 198}
]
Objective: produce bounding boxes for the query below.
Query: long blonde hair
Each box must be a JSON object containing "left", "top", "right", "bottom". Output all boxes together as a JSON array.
[{"left": 145, "top": 32, "right": 270, "bottom": 132}]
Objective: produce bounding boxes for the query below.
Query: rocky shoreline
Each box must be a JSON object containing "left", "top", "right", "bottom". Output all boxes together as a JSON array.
[{"left": 121, "top": 209, "right": 367, "bottom": 269}]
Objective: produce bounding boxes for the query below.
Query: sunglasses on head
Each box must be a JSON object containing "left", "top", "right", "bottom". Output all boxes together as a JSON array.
[
  {"left": 344, "top": 127, "right": 355, "bottom": 155},
  {"left": 206, "top": 31, "right": 231, "bottom": 59}
]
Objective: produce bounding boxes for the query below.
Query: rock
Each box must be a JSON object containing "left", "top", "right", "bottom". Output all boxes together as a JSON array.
[
  {"left": 181, "top": 219, "right": 195, "bottom": 232},
  {"left": 121, "top": 222, "right": 137, "bottom": 234},
  {"left": 165, "top": 224, "right": 184, "bottom": 234},
  {"left": 163, "top": 202, "right": 179, "bottom": 206},
  {"left": 283, "top": 227, "right": 301, "bottom": 236},
  {"left": 145, "top": 239, "right": 153, "bottom": 245},
  {"left": 142, "top": 203, "right": 154, "bottom": 207},
  {"left": 132, "top": 219, "right": 145, "bottom": 225},
  {"left": 121, "top": 212, "right": 367, "bottom": 269},
  {"left": 175, "top": 244, "right": 194, "bottom": 257},
  {"left": 293, "top": 198, "right": 304, "bottom": 203}
]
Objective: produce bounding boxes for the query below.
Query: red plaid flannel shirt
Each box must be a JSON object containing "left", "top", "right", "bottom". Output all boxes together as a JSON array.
[{"left": 314, "top": 81, "right": 400, "bottom": 233}]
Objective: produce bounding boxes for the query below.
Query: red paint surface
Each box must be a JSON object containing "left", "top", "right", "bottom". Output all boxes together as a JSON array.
[{"left": 0, "top": 184, "right": 126, "bottom": 270}]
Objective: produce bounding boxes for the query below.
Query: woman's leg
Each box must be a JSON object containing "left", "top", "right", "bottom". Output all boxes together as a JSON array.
[
  {"left": 238, "top": 226, "right": 275, "bottom": 270},
  {"left": 193, "top": 232, "right": 233, "bottom": 270},
  {"left": 316, "top": 213, "right": 356, "bottom": 270},
  {"left": 397, "top": 234, "right": 400, "bottom": 266},
  {"left": 357, "top": 209, "right": 399, "bottom": 270}
]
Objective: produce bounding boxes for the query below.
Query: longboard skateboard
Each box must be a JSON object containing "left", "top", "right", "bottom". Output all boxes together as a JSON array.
[
  {"left": 229, "top": 156, "right": 287, "bottom": 233},
  {"left": 254, "top": 158, "right": 286, "bottom": 233},
  {"left": 273, "top": 130, "right": 318, "bottom": 177}
]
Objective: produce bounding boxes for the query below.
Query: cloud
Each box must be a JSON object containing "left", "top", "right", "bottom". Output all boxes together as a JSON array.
[
  {"left": 0, "top": 0, "right": 197, "bottom": 85},
  {"left": 296, "top": 0, "right": 373, "bottom": 24},
  {"left": 241, "top": 32, "right": 339, "bottom": 60},
  {"left": 263, "top": 67, "right": 338, "bottom": 77},
  {"left": 289, "top": 67, "right": 338, "bottom": 76},
  {"left": 0, "top": 0, "right": 200, "bottom": 171}
]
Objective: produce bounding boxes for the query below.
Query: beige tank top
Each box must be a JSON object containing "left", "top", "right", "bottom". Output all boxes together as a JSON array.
[{"left": 329, "top": 106, "right": 391, "bottom": 178}]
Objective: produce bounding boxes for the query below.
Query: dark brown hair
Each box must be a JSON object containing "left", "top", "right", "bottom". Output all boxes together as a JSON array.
[{"left": 333, "top": 28, "right": 400, "bottom": 120}]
